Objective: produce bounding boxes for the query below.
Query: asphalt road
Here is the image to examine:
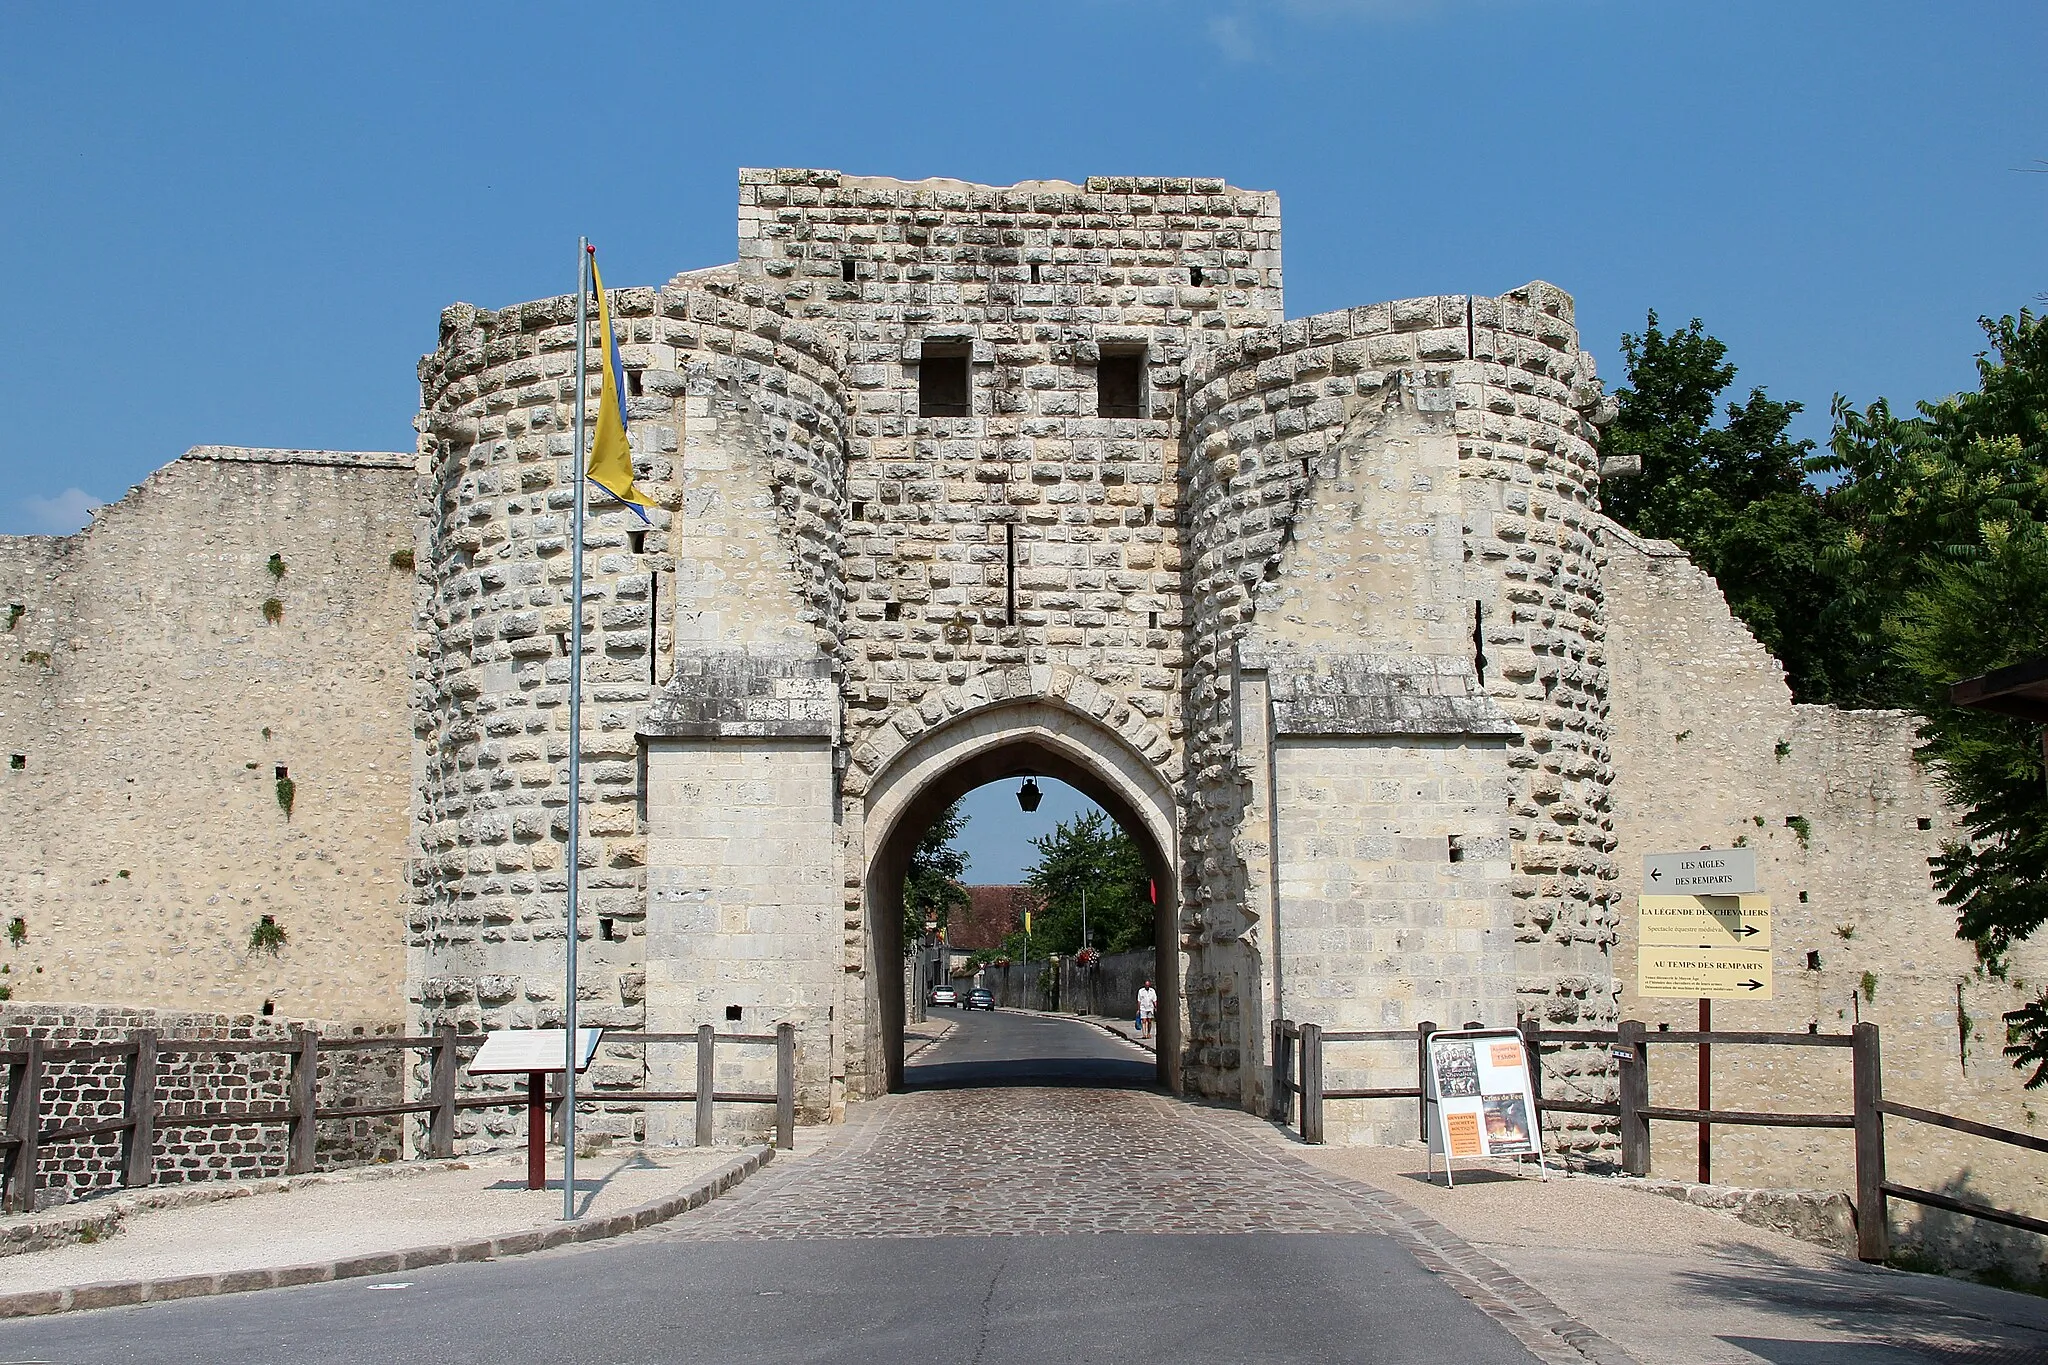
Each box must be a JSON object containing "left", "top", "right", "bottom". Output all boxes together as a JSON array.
[
  {"left": 0, "top": 1012, "right": 1546, "bottom": 1364},
  {"left": 905, "top": 1005, "right": 1157, "bottom": 1089}
]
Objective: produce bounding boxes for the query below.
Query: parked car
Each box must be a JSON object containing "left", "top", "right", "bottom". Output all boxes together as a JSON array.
[
  {"left": 928, "top": 985, "right": 959, "bottom": 1008},
  {"left": 965, "top": 987, "right": 995, "bottom": 1011}
]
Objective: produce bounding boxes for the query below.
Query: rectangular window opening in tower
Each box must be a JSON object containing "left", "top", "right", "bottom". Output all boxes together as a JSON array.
[
  {"left": 1029, "top": 262, "right": 1041, "bottom": 285},
  {"left": 627, "top": 369, "right": 643, "bottom": 398},
  {"left": 842, "top": 258, "right": 857, "bottom": 283},
  {"left": 1098, "top": 349, "right": 1146, "bottom": 419},
  {"left": 918, "top": 343, "right": 971, "bottom": 418}
]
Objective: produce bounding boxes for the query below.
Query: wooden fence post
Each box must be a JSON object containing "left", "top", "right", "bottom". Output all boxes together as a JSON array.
[
  {"left": 4, "top": 1036, "right": 42, "bottom": 1214},
  {"left": 1299, "top": 1023, "right": 1324, "bottom": 1145},
  {"left": 1618, "top": 1019, "right": 1649, "bottom": 1177},
  {"left": 1270, "top": 1021, "right": 1291, "bottom": 1124},
  {"left": 288, "top": 1028, "right": 318, "bottom": 1175},
  {"left": 775, "top": 1023, "right": 796, "bottom": 1151},
  {"left": 1852, "top": 1020, "right": 1889, "bottom": 1263},
  {"left": 1520, "top": 1017, "right": 1543, "bottom": 1111},
  {"left": 1416, "top": 1020, "right": 1437, "bottom": 1142},
  {"left": 429, "top": 1026, "right": 457, "bottom": 1160},
  {"left": 694, "top": 1024, "right": 715, "bottom": 1148},
  {"left": 123, "top": 1030, "right": 158, "bottom": 1188}
]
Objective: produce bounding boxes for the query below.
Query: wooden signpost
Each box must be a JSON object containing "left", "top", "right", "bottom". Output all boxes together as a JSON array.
[
  {"left": 468, "top": 1029, "right": 603, "bottom": 1191},
  {"left": 1638, "top": 853, "right": 1771, "bottom": 1183}
]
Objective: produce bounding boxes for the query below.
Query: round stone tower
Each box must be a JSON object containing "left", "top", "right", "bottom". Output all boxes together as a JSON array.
[{"left": 410, "top": 271, "right": 846, "bottom": 1136}]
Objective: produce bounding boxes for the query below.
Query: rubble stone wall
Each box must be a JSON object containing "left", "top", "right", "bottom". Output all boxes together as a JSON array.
[
  {"left": 1605, "top": 526, "right": 2048, "bottom": 1280},
  {"left": 0, "top": 448, "right": 414, "bottom": 1025}
]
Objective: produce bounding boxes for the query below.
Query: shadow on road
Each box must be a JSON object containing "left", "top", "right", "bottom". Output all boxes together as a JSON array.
[
  {"left": 1674, "top": 1242, "right": 2048, "bottom": 1363},
  {"left": 904, "top": 1054, "right": 1159, "bottom": 1090},
  {"left": 903, "top": 1009, "right": 1159, "bottom": 1092}
]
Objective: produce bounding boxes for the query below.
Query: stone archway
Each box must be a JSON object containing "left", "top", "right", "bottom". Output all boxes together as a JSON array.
[{"left": 852, "top": 689, "right": 1181, "bottom": 1097}]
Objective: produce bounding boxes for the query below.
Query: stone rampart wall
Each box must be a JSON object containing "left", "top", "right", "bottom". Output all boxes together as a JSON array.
[
  {"left": 1604, "top": 525, "right": 2048, "bottom": 1281},
  {"left": 0, "top": 448, "right": 414, "bottom": 1025},
  {"left": 0, "top": 1004, "right": 401, "bottom": 1206}
]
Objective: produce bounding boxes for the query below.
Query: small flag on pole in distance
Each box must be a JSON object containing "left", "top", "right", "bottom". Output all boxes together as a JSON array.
[{"left": 586, "top": 250, "right": 656, "bottom": 520}]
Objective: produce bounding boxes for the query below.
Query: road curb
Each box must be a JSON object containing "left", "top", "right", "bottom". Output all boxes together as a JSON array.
[
  {"left": 1073, "top": 1012, "right": 1157, "bottom": 1054},
  {"left": 0, "top": 1144, "right": 774, "bottom": 1320}
]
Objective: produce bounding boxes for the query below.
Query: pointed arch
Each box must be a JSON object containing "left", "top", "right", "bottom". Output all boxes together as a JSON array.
[{"left": 856, "top": 689, "right": 1181, "bottom": 1095}]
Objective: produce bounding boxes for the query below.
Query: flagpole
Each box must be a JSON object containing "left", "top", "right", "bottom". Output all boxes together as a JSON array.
[{"left": 564, "top": 238, "right": 589, "bottom": 1221}]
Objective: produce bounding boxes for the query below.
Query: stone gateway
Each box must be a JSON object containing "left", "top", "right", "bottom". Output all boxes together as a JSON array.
[
  {"left": 410, "top": 169, "right": 1618, "bottom": 1139},
  {"left": 10, "top": 171, "right": 2029, "bottom": 1180}
]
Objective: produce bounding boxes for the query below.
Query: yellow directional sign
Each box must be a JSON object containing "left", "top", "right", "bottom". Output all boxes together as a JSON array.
[
  {"left": 1638, "top": 946, "right": 1774, "bottom": 999},
  {"left": 1638, "top": 895, "right": 1772, "bottom": 949}
]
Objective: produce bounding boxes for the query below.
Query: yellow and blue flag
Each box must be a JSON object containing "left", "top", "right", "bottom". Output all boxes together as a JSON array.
[{"left": 586, "top": 249, "right": 656, "bottom": 521}]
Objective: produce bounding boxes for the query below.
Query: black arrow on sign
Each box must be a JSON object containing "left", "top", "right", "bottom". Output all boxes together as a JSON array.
[
  {"left": 1740, "top": 978, "right": 1765, "bottom": 991},
  {"left": 1650, "top": 868, "right": 1664, "bottom": 883},
  {"left": 1737, "top": 924, "right": 1760, "bottom": 937}
]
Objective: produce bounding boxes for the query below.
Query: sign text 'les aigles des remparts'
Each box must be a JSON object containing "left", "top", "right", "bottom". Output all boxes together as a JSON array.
[{"left": 1636, "top": 850, "right": 1773, "bottom": 1000}]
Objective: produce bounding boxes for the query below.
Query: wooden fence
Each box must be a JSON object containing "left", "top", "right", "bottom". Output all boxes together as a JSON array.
[
  {"left": 1, "top": 1024, "right": 796, "bottom": 1214},
  {"left": 1273, "top": 1017, "right": 2048, "bottom": 1262}
]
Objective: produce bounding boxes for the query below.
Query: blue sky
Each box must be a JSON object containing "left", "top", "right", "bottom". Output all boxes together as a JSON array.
[{"left": 3, "top": 2, "right": 2040, "bottom": 875}]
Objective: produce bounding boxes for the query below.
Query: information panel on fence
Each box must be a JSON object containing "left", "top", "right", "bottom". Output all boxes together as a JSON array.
[
  {"left": 1425, "top": 1028, "right": 1544, "bottom": 1179},
  {"left": 467, "top": 1028, "right": 603, "bottom": 1075}
]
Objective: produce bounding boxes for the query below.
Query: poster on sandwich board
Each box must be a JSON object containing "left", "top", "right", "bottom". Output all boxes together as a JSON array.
[{"left": 1424, "top": 1027, "right": 1547, "bottom": 1186}]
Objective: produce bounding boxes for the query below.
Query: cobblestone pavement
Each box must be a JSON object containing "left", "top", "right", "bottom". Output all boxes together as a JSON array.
[
  {"left": 672, "top": 1086, "right": 1389, "bottom": 1240},
  {"left": 663, "top": 1023, "right": 1635, "bottom": 1364}
]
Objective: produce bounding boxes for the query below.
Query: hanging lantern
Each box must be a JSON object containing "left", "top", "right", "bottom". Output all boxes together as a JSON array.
[{"left": 1017, "top": 777, "right": 1042, "bottom": 812}]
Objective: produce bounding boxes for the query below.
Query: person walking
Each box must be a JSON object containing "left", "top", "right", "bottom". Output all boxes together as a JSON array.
[{"left": 1136, "top": 979, "right": 1157, "bottom": 1040}]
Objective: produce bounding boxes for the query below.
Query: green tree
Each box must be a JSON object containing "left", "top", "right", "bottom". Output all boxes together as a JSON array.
[
  {"left": 1600, "top": 312, "right": 1838, "bottom": 697},
  {"left": 902, "top": 800, "right": 970, "bottom": 946},
  {"left": 1018, "top": 809, "right": 1153, "bottom": 957},
  {"left": 1816, "top": 311, "right": 2048, "bottom": 707},
  {"left": 1862, "top": 311, "right": 2048, "bottom": 1084}
]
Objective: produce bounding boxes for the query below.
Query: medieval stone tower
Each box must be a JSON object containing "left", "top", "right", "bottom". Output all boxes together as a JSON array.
[{"left": 410, "top": 170, "right": 1620, "bottom": 1140}]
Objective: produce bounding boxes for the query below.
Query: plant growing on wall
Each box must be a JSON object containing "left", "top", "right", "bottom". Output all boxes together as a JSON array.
[
  {"left": 275, "top": 774, "right": 296, "bottom": 820},
  {"left": 248, "top": 915, "right": 287, "bottom": 954},
  {"left": 5, "top": 604, "right": 21, "bottom": 630},
  {"left": 21, "top": 650, "right": 51, "bottom": 667},
  {"left": 1860, "top": 970, "right": 1879, "bottom": 1003},
  {"left": 267, "top": 554, "right": 287, "bottom": 580},
  {"left": 390, "top": 548, "right": 415, "bottom": 571},
  {"left": 6, "top": 916, "right": 24, "bottom": 946},
  {"left": 1787, "top": 815, "right": 1812, "bottom": 848},
  {"left": 261, "top": 598, "right": 284, "bottom": 625}
]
